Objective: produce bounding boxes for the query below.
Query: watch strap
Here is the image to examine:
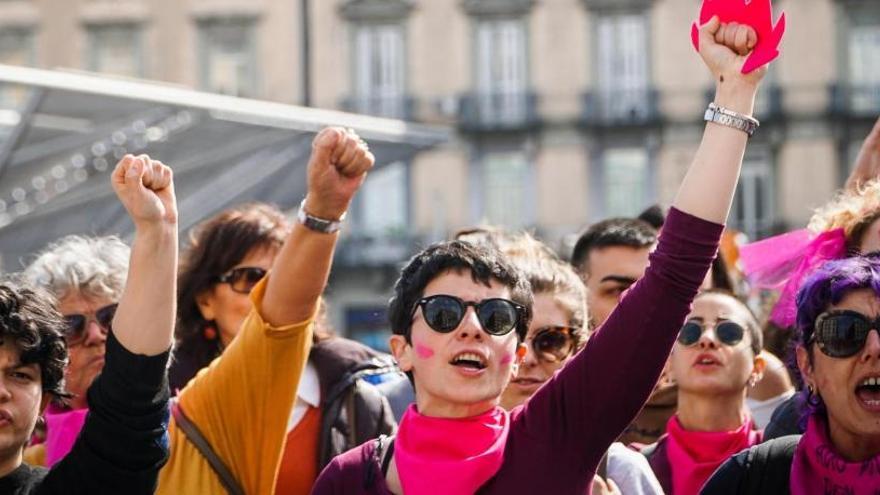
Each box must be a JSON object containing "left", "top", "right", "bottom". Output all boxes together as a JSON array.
[
  {"left": 704, "top": 102, "right": 759, "bottom": 137},
  {"left": 297, "top": 199, "right": 345, "bottom": 234}
]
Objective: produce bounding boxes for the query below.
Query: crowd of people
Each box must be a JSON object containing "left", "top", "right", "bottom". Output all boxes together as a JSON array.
[{"left": 1, "top": 14, "right": 879, "bottom": 495}]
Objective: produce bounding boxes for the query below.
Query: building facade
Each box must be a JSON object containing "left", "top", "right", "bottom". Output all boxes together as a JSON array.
[{"left": 1, "top": 0, "right": 878, "bottom": 344}]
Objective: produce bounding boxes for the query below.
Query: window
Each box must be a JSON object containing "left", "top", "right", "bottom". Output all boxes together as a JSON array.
[
  {"left": 87, "top": 24, "right": 142, "bottom": 77},
  {"left": 595, "top": 13, "right": 650, "bottom": 120},
  {"left": 0, "top": 28, "right": 34, "bottom": 108},
  {"left": 353, "top": 24, "right": 406, "bottom": 118},
  {"left": 731, "top": 153, "right": 775, "bottom": 240},
  {"left": 602, "top": 147, "right": 649, "bottom": 217},
  {"left": 847, "top": 16, "right": 880, "bottom": 113},
  {"left": 482, "top": 150, "right": 530, "bottom": 228},
  {"left": 198, "top": 19, "right": 257, "bottom": 97},
  {"left": 359, "top": 161, "right": 408, "bottom": 235},
  {"left": 475, "top": 18, "right": 528, "bottom": 122}
]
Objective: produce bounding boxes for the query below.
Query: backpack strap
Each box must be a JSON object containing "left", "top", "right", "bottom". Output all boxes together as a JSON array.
[
  {"left": 171, "top": 400, "right": 245, "bottom": 495},
  {"left": 346, "top": 386, "right": 359, "bottom": 447},
  {"left": 743, "top": 435, "right": 801, "bottom": 494},
  {"left": 364, "top": 434, "right": 395, "bottom": 489},
  {"left": 325, "top": 363, "right": 400, "bottom": 405},
  {"left": 380, "top": 435, "right": 396, "bottom": 478}
]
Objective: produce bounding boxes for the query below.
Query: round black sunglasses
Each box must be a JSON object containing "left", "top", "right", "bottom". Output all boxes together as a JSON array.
[{"left": 411, "top": 294, "right": 525, "bottom": 336}]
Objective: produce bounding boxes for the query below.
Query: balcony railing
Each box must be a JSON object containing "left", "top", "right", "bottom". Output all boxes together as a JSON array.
[
  {"left": 704, "top": 84, "right": 783, "bottom": 122},
  {"left": 581, "top": 87, "right": 660, "bottom": 127},
  {"left": 829, "top": 83, "right": 880, "bottom": 118},
  {"left": 341, "top": 94, "right": 415, "bottom": 120},
  {"left": 335, "top": 232, "right": 421, "bottom": 268},
  {"left": 457, "top": 90, "right": 539, "bottom": 132}
]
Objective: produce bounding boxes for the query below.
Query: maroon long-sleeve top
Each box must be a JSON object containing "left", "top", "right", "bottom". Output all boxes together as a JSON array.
[{"left": 312, "top": 207, "right": 723, "bottom": 494}]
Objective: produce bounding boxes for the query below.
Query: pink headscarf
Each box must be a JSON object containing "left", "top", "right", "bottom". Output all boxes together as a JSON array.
[{"left": 739, "top": 228, "right": 847, "bottom": 327}]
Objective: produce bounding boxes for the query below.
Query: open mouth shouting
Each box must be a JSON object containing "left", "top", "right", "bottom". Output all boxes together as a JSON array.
[
  {"left": 450, "top": 351, "right": 488, "bottom": 376},
  {"left": 855, "top": 374, "right": 880, "bottom": 412}
]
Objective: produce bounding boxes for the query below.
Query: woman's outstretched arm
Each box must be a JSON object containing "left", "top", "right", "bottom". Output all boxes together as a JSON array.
[{"left": 673, "top": 16, "right": 767, "bottom": 223}]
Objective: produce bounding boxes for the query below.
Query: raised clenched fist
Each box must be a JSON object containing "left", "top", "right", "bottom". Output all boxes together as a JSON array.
[
  {"left": 697, "top": 16, "right": 767, "bottom": 88},
  {"left": 111, "top": 154, "right": 177, "bottom": 228},
  {"left": 303, "top": 127, "right": 375, "bottom": 221}
]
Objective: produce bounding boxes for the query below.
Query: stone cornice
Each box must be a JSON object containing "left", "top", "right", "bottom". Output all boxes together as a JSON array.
[
  {"left": 461, "top": 0, "right": 535, "bottom": 17},
  {"left": 580, "top": 0, "right": 654, "bottom": 11},
  {"left": 339, "top": 0, "right": 415, "bottom": 21}
]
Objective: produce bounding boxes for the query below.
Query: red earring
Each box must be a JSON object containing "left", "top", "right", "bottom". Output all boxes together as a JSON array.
[
  {"left": 516, "top": 345, "right": 527, "bottom": 360},
  {"left": 203, "top": 324, "right": 217, "bottom": 341}
]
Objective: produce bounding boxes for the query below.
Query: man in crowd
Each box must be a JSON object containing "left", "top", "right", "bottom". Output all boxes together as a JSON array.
[{"left": 571, "top": 217, "right": 675, "bottom": 445}]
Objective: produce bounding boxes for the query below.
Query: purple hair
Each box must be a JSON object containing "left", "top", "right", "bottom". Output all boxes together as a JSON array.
[{"left": 794, "top": 253, "right": 880, "bottom": 422}]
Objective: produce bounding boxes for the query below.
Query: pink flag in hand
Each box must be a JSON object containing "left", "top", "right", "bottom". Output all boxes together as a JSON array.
[{"left": 691, "top": 0, "right": 786, "bottom": 74}]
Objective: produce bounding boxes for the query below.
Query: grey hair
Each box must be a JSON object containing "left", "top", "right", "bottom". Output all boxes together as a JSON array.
[{"left": 22, "top": 235, "right": 129, "bottom": 302}]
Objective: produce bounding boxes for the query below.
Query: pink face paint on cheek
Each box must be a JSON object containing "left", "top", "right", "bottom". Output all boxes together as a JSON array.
[
  {"left": 500, "top": 353, "right": 513, "bottom": 365},
  {"left": 414, "top": 343, "right": 435, "bottom": 359}
]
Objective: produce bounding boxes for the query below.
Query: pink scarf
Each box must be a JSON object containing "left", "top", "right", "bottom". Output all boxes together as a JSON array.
[
  {"left": 665, "top": 416, "right": 762, "bottom": 495},
  {"left": 44, "top": 406, "right": 88, "bottom": 466},
  {"left": 394, "top": 404, "right": 510, "bottom": 495},
  {"left": 791, "top": 415, "right": 880, "bottom": 495}
]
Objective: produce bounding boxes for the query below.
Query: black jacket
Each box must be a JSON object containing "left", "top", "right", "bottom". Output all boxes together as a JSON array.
[
  {"left": 701, "top": 435, "right": 800, "bottom": 495},
  {"left": 310, "top": 338, "right": 398, "bottom": 470},
  {"left": 0, "top": 332, "right": 170, "bottom": 495}
]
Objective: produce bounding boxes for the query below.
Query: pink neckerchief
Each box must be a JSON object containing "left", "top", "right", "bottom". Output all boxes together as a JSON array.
[
  {"left": 791, "top": 415, "right": 880, "bottom": 495},
  {"left": 394, "top": 404, "right": 510, "bottom": 495},
  {"left": 44, "top": 405, "right": 89, "bottom": 466},
  {"left": 665, "top": 415, "right": 762, "bottom": 495}
]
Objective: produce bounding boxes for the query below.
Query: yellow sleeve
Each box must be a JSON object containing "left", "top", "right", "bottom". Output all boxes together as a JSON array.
[
  {"left": 158, "top": 277, "right": 314, "bottom": 495},
  {"left": 23, "top": 443, "right": 46, "bottom": 467}
]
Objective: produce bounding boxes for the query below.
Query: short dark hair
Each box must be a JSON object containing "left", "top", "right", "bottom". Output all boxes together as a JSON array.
[
  {"left": 0, "top": 281, "right": 71, "bottom": 403},
  {"left": 571, "top": 218, "right": 657, "bottom": 272},
  {"left": 388, "top": 240, "right": 533, "bottom": 341},
  {"left": 637, "top": 204, "right": 666, "bottom": 230}
]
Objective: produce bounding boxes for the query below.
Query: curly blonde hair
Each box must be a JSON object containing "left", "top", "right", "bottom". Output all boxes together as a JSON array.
[{"left": 808, "top": 178, "right": 880, "bottom": 251}]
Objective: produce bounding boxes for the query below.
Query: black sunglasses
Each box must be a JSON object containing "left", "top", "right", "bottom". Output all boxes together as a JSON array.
[
  {"left": 677, "top": 320, "right": 745, "bottom": 347},
  {"left": 411, "top": 294, "right": 525, "bottom": 336},
  {"left": 528, "top": 326, "right": 577, "bottom": 363},
  {"left": 812, "top": 310, "right": 880, "bottom": 358},
  {"left": 216, "top": 266, "right": 267, "bottom": 294},
  {"left": 63, "top": 303, "right": 117, "bottom": 345}
]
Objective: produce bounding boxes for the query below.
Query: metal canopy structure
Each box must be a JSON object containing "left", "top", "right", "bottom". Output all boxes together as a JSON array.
[{"left": 0, "top": 64, "right": 448, "bottom": 270}]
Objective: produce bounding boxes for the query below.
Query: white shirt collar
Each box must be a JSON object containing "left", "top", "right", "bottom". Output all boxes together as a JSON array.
[
  {"left": 298, "top": 361, "right": 321, "bottom": 408},
  {"left": 288, "top": 362, "right": 321, "bottom": 432}
]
